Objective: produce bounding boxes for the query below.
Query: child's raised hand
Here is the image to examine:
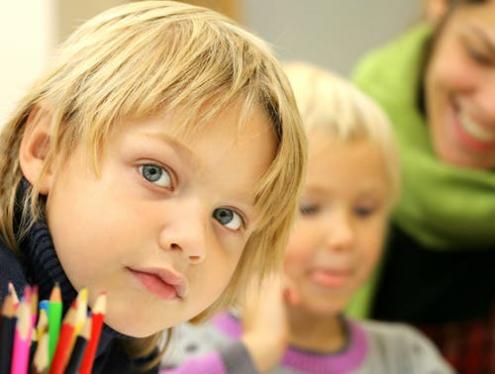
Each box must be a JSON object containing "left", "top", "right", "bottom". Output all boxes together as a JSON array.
[{"left": 240, "top": 273, "right": 290, "bottom": 372}]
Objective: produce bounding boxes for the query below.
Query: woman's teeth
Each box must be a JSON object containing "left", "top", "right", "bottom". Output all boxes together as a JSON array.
[{"left": 459, "top": 110, "right": 495, "bottom": 142}]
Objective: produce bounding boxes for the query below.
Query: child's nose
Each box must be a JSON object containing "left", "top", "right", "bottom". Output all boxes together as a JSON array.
[
  {"left": 325, "top": 212, "right": 354, "bottom": 252},
  {"left": 158, "top": 199, "right": 208, "bottom": 264}
]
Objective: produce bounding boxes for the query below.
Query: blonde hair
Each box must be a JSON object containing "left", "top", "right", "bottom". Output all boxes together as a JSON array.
[
  {"left": 284, "top": 62, "right": 400, "bottom": 204},
  {"left": 0, "top": 1, "right": 306, "bottom": 366}
]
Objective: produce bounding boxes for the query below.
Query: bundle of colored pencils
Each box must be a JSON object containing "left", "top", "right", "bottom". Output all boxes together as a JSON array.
[{"left": 0, "top": 283, "right": 106, "bottom": 374}]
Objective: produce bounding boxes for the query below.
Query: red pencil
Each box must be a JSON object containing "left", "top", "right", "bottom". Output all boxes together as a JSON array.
[
  {"left": 78, "top": 294, "right": 106, "bottom": 374},
  {"left": 49, "top": 302, "right": 77, "bottom": 374}
]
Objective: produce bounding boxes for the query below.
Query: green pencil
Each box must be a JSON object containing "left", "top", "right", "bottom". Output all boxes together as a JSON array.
[{"left": 48, "top": 283, "right": 62, "bottom": 364}]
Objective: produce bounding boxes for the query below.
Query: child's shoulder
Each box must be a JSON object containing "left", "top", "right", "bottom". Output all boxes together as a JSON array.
[
  {"left": 359, "top": 319, "right": 434, "bottom": 350},
  {"left": 356, "top": 319, "right": 454, "bottom": 374},
  {"left": 0, "top": 240, "right": 26, "bottom": 303}
]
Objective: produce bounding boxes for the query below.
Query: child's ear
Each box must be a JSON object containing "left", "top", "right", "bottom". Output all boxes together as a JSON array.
[{"left": 19, "top": 104, "right": 55, "bottom": 194}]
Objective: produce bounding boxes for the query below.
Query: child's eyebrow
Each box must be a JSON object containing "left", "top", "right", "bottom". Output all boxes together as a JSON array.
[
  {"left": 303, "top": 185, "right": 330, "bottom": 196},
  {"left": 142, "top": 132, "right": 200, "bottom": 168}
]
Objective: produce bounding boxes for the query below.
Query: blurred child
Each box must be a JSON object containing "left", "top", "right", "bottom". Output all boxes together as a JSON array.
[
  {"left": 162, "top": 63, "right": 454, "bottom": 373},
  {"left": 0, "top": 1, "right": 306, "bottom": 372}
]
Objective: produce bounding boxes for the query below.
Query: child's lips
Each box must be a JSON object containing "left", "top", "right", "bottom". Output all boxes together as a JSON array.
[
  {"left": 127, "top": 266, "right": 187, "bottom": 300},
  {"left": 309, "top": 268, "right": 352, "bottom": 288}
]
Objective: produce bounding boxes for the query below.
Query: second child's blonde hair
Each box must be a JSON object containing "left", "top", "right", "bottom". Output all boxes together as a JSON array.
[
  {"left": 284, "top": 62, "right": 400, "bottom": 204},
  {"left": 0, "top": 1, "right": 306, "bottom": 365}
]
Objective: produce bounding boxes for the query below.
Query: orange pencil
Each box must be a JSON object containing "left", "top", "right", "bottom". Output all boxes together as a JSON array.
[
  {"left": 49, "top": 302, "right": 77, "bottom": 374},
  {"left": 79, "top": 294, "right": 106, "bottom": 374}
]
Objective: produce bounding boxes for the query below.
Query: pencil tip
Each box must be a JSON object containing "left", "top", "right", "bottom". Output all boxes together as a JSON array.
[
  {"left": 7, "top": 282, "right": 19, "bottom": 305},
  {"left": 78, "top": 288, "right": 88, "bottom": 303},
  {"left": 50, "top": 283, "right": 62, "bottom": 301},
  {"left": 94, "top": 293, "right": 107, "bottom": 313}
]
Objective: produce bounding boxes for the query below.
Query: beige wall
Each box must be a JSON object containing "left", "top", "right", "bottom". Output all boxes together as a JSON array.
[
  {"left": 56, "top": 0, "right": 241, "bottom": 43},
  {"left": 56, "top": 0, "right": 127, "bottom": 42},
  {"left": 244, "top": 0, "right": 421, "bottom": 76},
  {"left": 1, "top": 0, "right": 420, "bottom": 123},
  {"left": 0, "top": 0, "right": 56, "bottom": 125}
]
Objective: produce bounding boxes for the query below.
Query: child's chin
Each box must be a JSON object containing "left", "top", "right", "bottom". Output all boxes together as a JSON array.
[
  {"left": 105, "top": 313, "right": 164, "bottom": 338},
  {"left": 301, "top": 298, "right": 347, "bottom": 316}
]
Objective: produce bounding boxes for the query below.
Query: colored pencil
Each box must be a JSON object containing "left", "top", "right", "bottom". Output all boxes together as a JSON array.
[
  {"left": 64, "top": 316, "right": 91, "bottom": 374},
  {"left": 35, "top": 310, "right": 48, "bottom": 342},
  {"left": 7, "top": 283, "right": 19, "bottom": 307},
  {"left": 71, "top": 289, "right": 87, "bottom": 346},
  {"left": 28, "top": 329, "right": 37, "bottom": 371},
  {"left": 31, "top": 333, "right": 49, "bottom": 374},
  {"left": 38, "top": 301, "right": 48, "bottom": 314},
  {"left": 2, "top": 284, "right": 103, "bottom": 373},
  {"left": 11, "top": 300, "right": 32, "bottom": 374},
  {"left": 49, "top": 302, "right": 77, "bottom": 374},
  {"left": 47, "top": 284, "right": 62, "bottom": 364},
  {"left": 0, "top": 290, "right": 17, "bottom": 374},
  {"left": 78, "top": 294, "right": 106, "bottom": 374},
  {"left": 30, "top": 286, "right": 38, "bottom": 328},
  {"left": 29, "top": 309, "right": 48, "bottom": 368}
]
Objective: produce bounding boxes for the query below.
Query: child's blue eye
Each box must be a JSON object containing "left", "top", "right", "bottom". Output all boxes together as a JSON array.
[
  {"left": 139, "top": 164, "right": 172, "bottom": 188},
  {"left": 213, "top": 208, "right": 243, "bottom": 230},
  {"left": 300, "top": 203, "right": 319, "bottom": 216}
]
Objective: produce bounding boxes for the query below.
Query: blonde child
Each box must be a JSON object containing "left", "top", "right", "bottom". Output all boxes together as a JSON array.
[
  {"left": 0, "top": 2, "right": 306, "bottom": 372},
  {"left": 162, "top": 63, "right": 454, "bottom": 373}
]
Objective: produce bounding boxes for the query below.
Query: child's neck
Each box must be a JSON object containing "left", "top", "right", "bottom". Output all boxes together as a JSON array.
[{"left": 287, "top": 305, "right": 347, "bottom": 354}]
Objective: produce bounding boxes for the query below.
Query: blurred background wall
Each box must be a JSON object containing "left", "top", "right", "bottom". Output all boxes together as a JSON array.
[{"left": 0, "top": 0, "right": 421, "bottom": 124}]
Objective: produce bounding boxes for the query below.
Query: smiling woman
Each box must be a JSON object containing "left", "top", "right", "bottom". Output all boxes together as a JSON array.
[
  {"left": 425, "top": 0, "right": 495, "bottom": 168},
  {"left": 352, "top": 0, "right": 495, "bottom": 372}
]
